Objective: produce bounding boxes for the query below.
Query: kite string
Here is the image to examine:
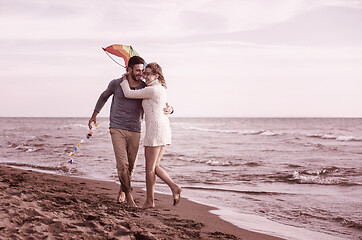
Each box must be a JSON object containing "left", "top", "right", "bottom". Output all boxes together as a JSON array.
[
  {"left": 103, "top": 50, "right": 126, "bottom": 68},
  {"left": 62, "top": 122, "right": 99, "bottom": 171}
]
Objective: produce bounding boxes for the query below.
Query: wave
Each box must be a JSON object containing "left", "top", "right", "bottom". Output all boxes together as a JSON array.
[
  {"left": 176, "top": 155, "right": 261, "bottom": 167},
  {"left": 287, "top": 209, "right": 362, "bottom": 233},
  {"left": 163, "top": 152, "right": 180, "bottom": 158},
  {"left": 3, "top": 162, "right": 62, "bottom": 171},
  {"left": 303, "top": 142, "right": 338, "bottom": 151},
  {"left": 265, "top": 166, "right": 362, "bottom": 186},
  {"left": 61, "top": 123, "right": 88, "bottom": 130},
  {"left": 243, "top": 161, "right": 262, "bottom": 167},
  {"left": 6, "top": 134, "right": 58, "bottom": 153},
  {"left": 3, "top": 162, "right": 79, "bottom": 174},
  {"left": 287, "top": 164, "right": 303, "bottom": 168},
  {"left": 290, "top": 167, "right": 362, "bottom": 186},
  {"left": 183, "top": 126, "right": 279, "bottom": 136},
  {"left": 176, "top": 156, "right": 241, "bottom": 167},
  {"left": 260, "top": 131, "right": 279, "bottom": 136},
  {"left": 182, "top": 186, "right": 286, "bottom": 196},
  {"left": 8, "top": 141, "right": 46, "bottom": 153},
  {"left": 183, "top": 126, "right": 362, "bottom": 144},
  {"left": 332, "top": 217, "right": 362, "bottom": 231},
  {"left": 195, "top": 159, "right": 240, "bottom": 167},
  {"left": 306, "top": 134, "right": 362, "bottom": 142},
  {"left": 29, "top": 135, "right": 52, "bottom": 141},
  {"left": 291, "top": 171, "right": 338, "bottom": 185}
]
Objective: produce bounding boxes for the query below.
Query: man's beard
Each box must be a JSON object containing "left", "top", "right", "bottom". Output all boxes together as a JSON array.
[{"left": 131, "top": 72, "right": 142, "bottom": 81}]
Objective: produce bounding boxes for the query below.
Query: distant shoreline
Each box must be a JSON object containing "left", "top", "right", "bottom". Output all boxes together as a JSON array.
[{"left": 0, "top": 116, "right": 361, "bottom": 119}]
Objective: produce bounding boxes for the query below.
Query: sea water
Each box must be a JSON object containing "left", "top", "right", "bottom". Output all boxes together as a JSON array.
[{"left": 0, "top": 117, "right": 361, "bottom": 240}]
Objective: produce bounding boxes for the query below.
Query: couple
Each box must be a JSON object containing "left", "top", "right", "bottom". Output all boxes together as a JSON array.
[{"left": 88, "top": 56, "right": 181, "bottom": 208}]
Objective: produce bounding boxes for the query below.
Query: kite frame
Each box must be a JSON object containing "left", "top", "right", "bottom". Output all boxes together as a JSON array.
[{"left": 102, "top": 48, "right": 126, "bottom": 68}]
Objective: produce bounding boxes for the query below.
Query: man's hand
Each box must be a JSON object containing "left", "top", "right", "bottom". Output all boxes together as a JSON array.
[
  {"left": 88, "top": 111, "right": 98, "bottom": 129},
  {"left": 163, "top": 103, "right": 174, "bottom": 115}
]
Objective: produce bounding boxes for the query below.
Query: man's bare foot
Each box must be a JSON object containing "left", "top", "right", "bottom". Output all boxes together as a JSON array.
[
  {"left": 125, "top": 192, "right": 138, "bottom": 207},
  {"left": 127, "top": 199, "right": 138, "bottom": 207},
  {"left": 172, "top": 186, "right": 182, "bottom": 206},
  {"left": 142, "top": 201, "right": 155, "bottom": 209},
  {"left": 117, "top": 190, "right": 126, "bottom": 203}
]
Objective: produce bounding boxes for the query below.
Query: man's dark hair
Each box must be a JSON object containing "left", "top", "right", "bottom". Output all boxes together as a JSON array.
[{"left": 127, "top": 56, "right": 145, "bottom": 69}]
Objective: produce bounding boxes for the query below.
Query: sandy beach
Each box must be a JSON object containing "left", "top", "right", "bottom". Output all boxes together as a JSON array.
[{"left": 0, "top": 165, "right": 285, "bottom": 240}]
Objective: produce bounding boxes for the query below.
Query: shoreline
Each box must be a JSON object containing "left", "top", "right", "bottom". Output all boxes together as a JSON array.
[{"left": 0, "top": 165, "right": 284, "bottom": 240}]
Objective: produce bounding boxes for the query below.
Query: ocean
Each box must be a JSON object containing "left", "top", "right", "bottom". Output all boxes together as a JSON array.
[{"left": 0, "top": 117, "right": 361, "bottom": 240}]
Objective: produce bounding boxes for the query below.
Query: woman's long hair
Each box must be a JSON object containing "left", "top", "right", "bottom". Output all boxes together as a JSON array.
[{"left": 146, "top": 62, "right": 167, "bottom": 89}]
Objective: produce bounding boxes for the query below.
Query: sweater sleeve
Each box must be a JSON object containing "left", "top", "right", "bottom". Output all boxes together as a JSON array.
[
  {"left": 94, "top": 80, "right": 116, "bottom": 112},
  {"left": 120, "top": 79, "right": 155, "bottom": 99}
]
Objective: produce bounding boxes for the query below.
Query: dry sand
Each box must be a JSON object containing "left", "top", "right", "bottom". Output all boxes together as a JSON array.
[{"left": 0, "top": 165, "right": 284, "bottom": 240}]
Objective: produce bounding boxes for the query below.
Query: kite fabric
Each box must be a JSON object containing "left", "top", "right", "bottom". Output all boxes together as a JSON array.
[{"left": 102, "top": 44, "right": 140, "bottom": 67}]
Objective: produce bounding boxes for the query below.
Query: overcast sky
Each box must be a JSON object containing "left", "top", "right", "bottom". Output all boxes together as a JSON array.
[{"left": 1, "top": 0, "right": 361, "bottom": 117}]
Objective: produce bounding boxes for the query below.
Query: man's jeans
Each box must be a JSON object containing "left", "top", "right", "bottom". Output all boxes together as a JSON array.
[{"left": 110, "top": 128, "right": 141, "bottom": 193}]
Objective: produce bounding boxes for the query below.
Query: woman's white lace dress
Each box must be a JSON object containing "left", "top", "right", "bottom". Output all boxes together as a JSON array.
[{"left": 120, "top": 79, "right": 171, "bottom": 147}]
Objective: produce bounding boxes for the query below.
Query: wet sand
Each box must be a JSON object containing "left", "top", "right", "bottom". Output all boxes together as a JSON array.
[{"left": 0, "top": 165, "right": 284, "bottom": 239}]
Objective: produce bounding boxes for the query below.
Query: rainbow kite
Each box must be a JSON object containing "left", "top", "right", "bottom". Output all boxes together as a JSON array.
[{"left": 102, "top": 44, "right": 140, "bottom": 67}]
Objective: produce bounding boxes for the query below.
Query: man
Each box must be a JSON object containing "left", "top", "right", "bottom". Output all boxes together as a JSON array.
[{"left": 88, "top": 56, "right": 173, "bottom": 207}]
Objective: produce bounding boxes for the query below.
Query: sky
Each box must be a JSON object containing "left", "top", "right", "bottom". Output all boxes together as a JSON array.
[{"left": 1, "top": 0, "right": 362, "bottom": 118}]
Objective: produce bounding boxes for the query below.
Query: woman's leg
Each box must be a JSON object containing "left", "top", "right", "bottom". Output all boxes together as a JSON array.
[
  {"left": 143, "top": 146, "right": 161, "bottom": 208},
  {"left": 155, "top": 147, "right": 182, "bottom": 205}
]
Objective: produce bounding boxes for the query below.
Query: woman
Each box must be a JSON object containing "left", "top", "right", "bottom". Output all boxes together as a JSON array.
[{"left": 120, "top": 62, "right": 181, "bottom": 208}]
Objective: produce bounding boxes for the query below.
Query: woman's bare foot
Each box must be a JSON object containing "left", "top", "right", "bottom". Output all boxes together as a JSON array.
[
  {"left": 172, "top": 186, "right": 182, "bottom": 206},
  {"left": 142, "top": 201, "right": 155, "bottom": 209}
]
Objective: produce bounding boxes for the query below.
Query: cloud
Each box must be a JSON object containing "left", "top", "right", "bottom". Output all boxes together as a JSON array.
[
  {"left": 0, "top": 0, "right": 339, "bottom": 41},
  {"left": 143, "top": 5, "right": 362, "bottom": 47},
  {"left": 3, "top": 0, "right": 361, "bottom": 44},
  {"left": 226, "top": 6, "right": 362, "bottom": 46},
  {"left": 176, "top": 10, "right": 227, "bottom": 33},
  {"left": 1, "top": 0, "right": 362, "bottom": 117}
]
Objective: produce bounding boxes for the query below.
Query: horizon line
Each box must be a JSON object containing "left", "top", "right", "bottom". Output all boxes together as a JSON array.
[{"left": 0, "top": 116, "right": 361, "bottom": 119}]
